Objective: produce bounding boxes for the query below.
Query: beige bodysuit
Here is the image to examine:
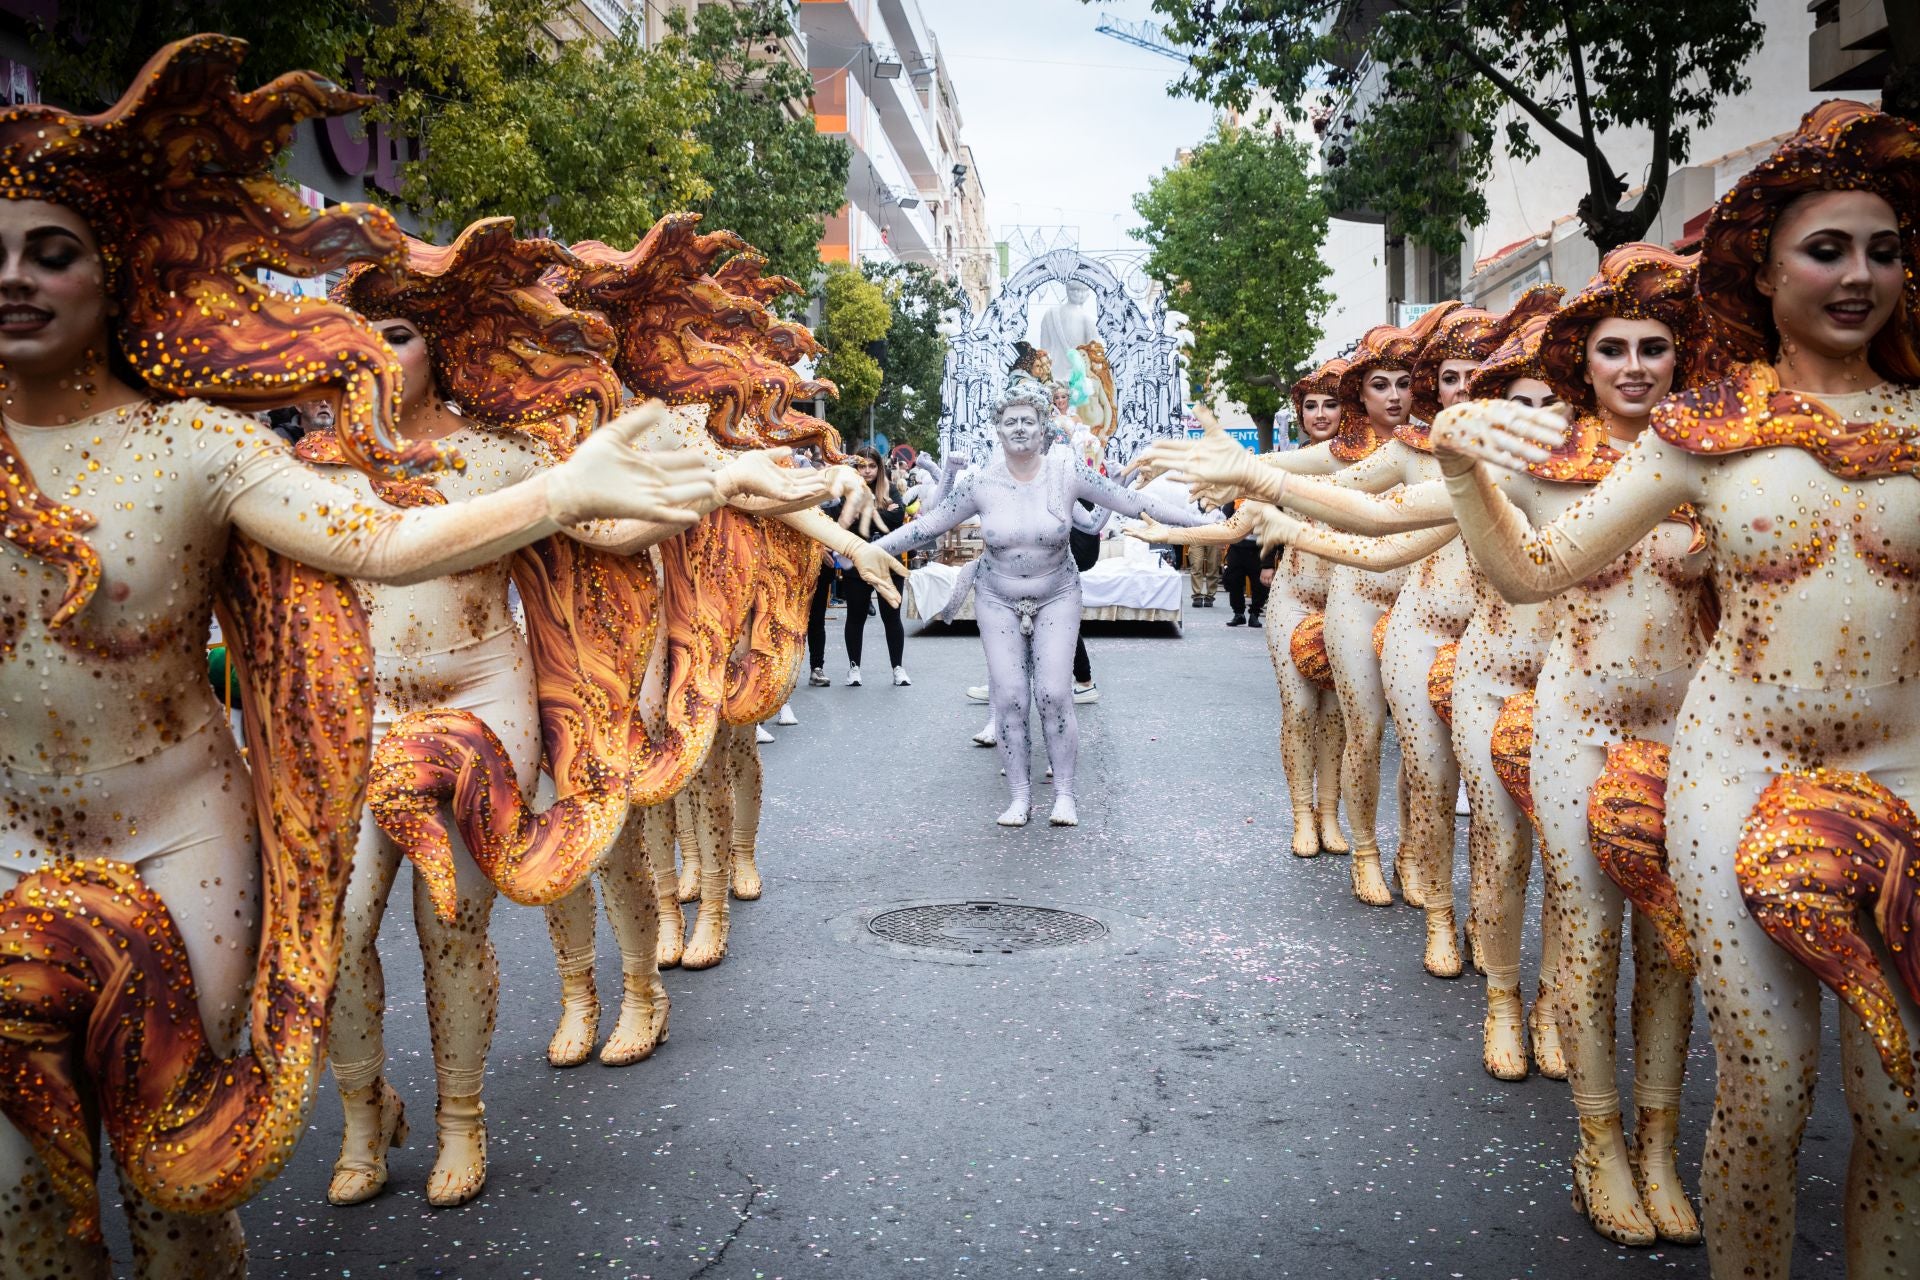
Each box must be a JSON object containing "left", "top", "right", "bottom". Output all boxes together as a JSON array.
[{"left": 1444, "top": 380, "right": 1920, "bottom": 1278}]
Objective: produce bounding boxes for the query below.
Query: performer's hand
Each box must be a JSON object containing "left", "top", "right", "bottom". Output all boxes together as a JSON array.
[
  {"left": 718, "top": 449, "right": 832, "bottom": 512},
  {"left": 548, "top": 401, "right": 720, "bottom": 526},
  {"left": 1430, "top": 400, "right": 1566, "bottom": 478},
  {"left": 829, "top": 467, "right": 877, "bottom": 524},
  {"left": 1125, "top": 518, "right": 1177, "bottom": 544},
  {"left": 1256, "top": 508, "right": 1306, "bottom": 557},
  {"left": 1259, "top": 568, "right": 1275, "bottom": 586},
  {"left": 848, "top": 542, "right": 906, "bottom": 607}
]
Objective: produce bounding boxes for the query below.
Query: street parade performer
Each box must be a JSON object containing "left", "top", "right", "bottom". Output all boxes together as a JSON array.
[
  {"left": 872, "top": 370, "right": 1212, "bottom": 828},
  {"left": 0, "top": 36, "right": 752, "bottom": 1278},
  {"left": 301, "top": 218, "right": 824, "bottom": 1211},
  {"left": 1427, "top": 103, "right": 1920, "bottom": 1276}
]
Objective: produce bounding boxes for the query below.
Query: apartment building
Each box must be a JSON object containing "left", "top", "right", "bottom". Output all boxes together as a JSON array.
[{"left": 800, "top": 0, "right": 994, "bottom": 303}]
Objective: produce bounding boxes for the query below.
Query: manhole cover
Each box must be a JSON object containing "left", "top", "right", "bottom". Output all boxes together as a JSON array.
[{"left": 866, "top": 901, "right": 1108, "bottom": 954}]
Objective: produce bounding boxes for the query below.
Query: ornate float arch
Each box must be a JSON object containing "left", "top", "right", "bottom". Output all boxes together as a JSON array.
[{"left": 938, "top": 248, "right": 1182, "bottom": 467}]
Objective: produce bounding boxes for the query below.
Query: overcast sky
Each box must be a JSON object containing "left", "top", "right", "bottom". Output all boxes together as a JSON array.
[{"left": 922, "top": 0, "right": 1217, "bottom": 254}]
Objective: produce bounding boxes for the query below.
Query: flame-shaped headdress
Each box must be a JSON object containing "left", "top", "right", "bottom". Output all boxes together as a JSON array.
[
  {"left": 333, "top": 218, "right": 621, "bottom": 456},
  {"left": 562, "top": 213, "right": 842, "bottom": 458},
  {"left": 1699, "top": 101, "right": 1920, "bottom": 384},
  {"left": 1540, "top": 244, "right": 1713, "bottom": 412},
  {"left": 0, "top": 34, "right": 427, "bottom": 477}
]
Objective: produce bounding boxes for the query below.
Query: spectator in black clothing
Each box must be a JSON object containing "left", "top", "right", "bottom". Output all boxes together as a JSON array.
[
  {"left": 1068, "top": 503, "right": 1101, "bottom": 702},
  {"left": 1223, "top": 500, "right": 1270, "bottom": 626},
  {"left": 838, "top": 445, "right": 910, "bottom": 687}
]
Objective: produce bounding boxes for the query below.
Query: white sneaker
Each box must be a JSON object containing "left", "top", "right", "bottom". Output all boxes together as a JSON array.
[
  {"left": 808, "top": 668, "right": 829, "bottom": 687},
  {"left": 845, "top": 665, "right": 862, "bottom": 687},
  {"left": 755, "top": 724, "right": 775, "bottom": 744},
  {"left": 965, "top": 684, "right": 989, "bottom": 702},
  {"left": 892, "top": 666, "right": 911, "bottom": 686},
  {"left": 776, "top": 703, "right": 798, "bottom": 726},
  {"left": 1072, "top": 681, "right": 1100, "bottom": 704}
]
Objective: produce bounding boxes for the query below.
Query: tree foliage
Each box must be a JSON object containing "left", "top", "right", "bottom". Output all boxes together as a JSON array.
[
  {"left": 816, "top": 265, "right": 892, "bottom": 423},
  {"left": 661, "top": 2, "right": 852, "bottom": 292},
  {"left": 357, "top": 0, "right": 713, "bottom": 243},
  {"left": 856, "top": 261, "right": 959, "bottom": 453},
  {"left": 28, "top": 2, "right": 374, "bottom": 108},
  {"left": 1132, "top": 123, "right": 1331, "bottom": 436},
  {"left": 1142, "top": 0, "right": 1765, "bottom": 252}
]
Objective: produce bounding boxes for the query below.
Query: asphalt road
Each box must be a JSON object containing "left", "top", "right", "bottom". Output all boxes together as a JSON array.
[{"left": 218, "top": 605, "right": 1852, "bottom": 1279}]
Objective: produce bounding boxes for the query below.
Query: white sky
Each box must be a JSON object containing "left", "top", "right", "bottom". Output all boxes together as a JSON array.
[{"left": 921, "top": 0, "right": 1217, "bottom": 254}]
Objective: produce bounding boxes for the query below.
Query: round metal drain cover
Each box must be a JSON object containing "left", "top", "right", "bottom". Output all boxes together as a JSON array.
[{"left": 866, "top": 900, "right": 1108, "bottom": 954}]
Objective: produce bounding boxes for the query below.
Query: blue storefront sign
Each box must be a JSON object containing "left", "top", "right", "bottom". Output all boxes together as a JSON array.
[{"left": 1188, "top": 426, "right": 1261, "bottom": 450}]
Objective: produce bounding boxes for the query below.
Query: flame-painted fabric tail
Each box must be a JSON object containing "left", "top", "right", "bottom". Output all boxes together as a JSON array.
[
  {"left": 628, "top": 509, "right": 760, "bottom": 805},
  {"left": 0, "top": 535, "right": 374, "bottom": 1241},
  {"left": 1588, "top": 739, "right": 1694, "bottom": 974},
  {"left": 1427, "top": 642, "right": 1458, "bottom": 728},
  {"left": 1736, "top": 768, "right": 1920, "bottom": 1090},
  {"left": 1290, "top": 612, "right": 1334, "bottom": 690},
  {"left": 722, "top": 515, "right": 817, "bottom": 726},
  {"left": 1372, "top": 609, "right": 1391, "bottom": 661},
  {"left": 1490, "top": 690, "right": 1537, "bottom": 824},
  {"left": 368, "top": 539, "right": 657, "bottom": 919}
]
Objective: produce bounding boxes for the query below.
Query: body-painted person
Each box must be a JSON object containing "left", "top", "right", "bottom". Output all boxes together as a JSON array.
[
  {"left": 1428, "top": 104, "right": 1920, "bottom": 1277},
  {"left": 0, "top": 37, "right": 728, "bottom": 1278},
  {"left": 873, "top": 371, "right": 1212, "bottom": 827}
]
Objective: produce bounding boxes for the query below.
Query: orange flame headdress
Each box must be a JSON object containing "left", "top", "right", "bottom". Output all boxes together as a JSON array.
[
  {"left": 1332, "top": 324, "right": 1419, "bottom": 460},
  {"left": 1289, "top": 356, "right": 1348, "bottom": 437},
  {"left": 332, "top": 218, "right": 621, "bottom": 457},
  {"left": 1539, "top": 244, "right": 1712, "bottom": 413},
  {"left": 1699, "top": 101, "right": 1920, "bottom": 384},
  {"left": 562, "top": 213, "right": 842, "bottom": 458},
  {"left": 0, "top": 34, "right": 427, "bottom": 478}
]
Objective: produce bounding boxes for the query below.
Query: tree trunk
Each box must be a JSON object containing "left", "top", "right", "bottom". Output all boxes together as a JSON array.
[
  {"left": 1886, "top": 3, "right": 1920, "bottom": 126},
  {"left": 1252, "top": 409, "right": 1276, "bottom": 453}
]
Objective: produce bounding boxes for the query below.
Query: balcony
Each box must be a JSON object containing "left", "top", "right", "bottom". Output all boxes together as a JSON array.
[{"left": 1808, "top": 0, "right": 1889, "bottom": 90}]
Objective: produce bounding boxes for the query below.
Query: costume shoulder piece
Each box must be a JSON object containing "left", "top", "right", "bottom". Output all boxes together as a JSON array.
[
  {"left": 1527, "top": 413, "right": 1620, "bottom": 484},
  {"left": 1651, "top": 361, "right": 1920, "bottom": 480},
  {"left": 1394, "top": 423, "right": 1433, "bottom": 453},
  {"left": 1329, "top": 425, "right": 1389, "bottom": 463}
]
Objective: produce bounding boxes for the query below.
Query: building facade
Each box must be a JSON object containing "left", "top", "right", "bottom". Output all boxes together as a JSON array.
[{"left": 800, "top": 0, "right": 993, "bottom": 305}]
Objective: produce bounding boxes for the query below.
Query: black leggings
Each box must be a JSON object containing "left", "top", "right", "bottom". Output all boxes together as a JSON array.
[
  {"left": 807, "top": 563, "right": 834, "bottom": 670},
  {"left": 843, "top": 571, "right": 905, "bottom": 668},
  {"left": 1225, "top": 542, "right": 1269, "bottom": 616},
  {"left": 1074, "top": 635, "right": 1091, "bottom": 684}
]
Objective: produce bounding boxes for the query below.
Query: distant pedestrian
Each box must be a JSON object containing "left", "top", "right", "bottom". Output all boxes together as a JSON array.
[
  {"left": 838, "top": 445, "right": 909, "bottom": 687},
  {"left": 1224, "top": 500, "right": 1270, "bottom": 626}
]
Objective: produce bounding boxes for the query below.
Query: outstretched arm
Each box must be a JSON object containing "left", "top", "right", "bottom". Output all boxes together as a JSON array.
[
  {"left": 871, "top": 470, "right": 982, "bottom": 557},
  {"left": 1071, "top": 500, "right": 1115, "bottom": 536},
  {"left": 777, "top": 506, "right": 906, "bottom": 607},
  {"left": 229, "top": 403, "right": 718, "bottom": 585},
  {"left": 1125, "top": 504, "right": 1259, "bottom": 547},
  {"left": 1265, "top": 514, "right": 1458, "bottom": 571},
  {"left": 1277, "top": 475, "right": 1456, "bottom": 535},
  {"left": 1075, "top": 465, "right": 1213, "bottom": 526},
  {"left": 1433, "top": 401, "right": 1702, "bottom": 604}
]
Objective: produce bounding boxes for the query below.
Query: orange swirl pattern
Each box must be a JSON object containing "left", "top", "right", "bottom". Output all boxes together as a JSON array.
[
  {"left": 1490, "top": 690, "right": 1537, "bottom": 824},
  {"left": 1290, "top": 612, "right": 1334, "bottom": 690},
  {"left": 1736, "top": 768, "right": 1920, "bottom": 1089},
  {"left": 1371, "top": 610, "right": 1392, "bottom": 661},
  {"left": 0, "top": 534, "right": 375, "bottom": 1241},
  {"left": 0, "top": 35, "right": 425, "bottom": 481},
  {"left": 367, "top": 539, "right": 657, "bottom": 916},
  {"left": 565, "top": 215, "right": 843, "bottom": 458},
  {"left": 335, "top": 218, "right": 621, "bottom": 457},
  {"left": 722, "top": 515, "right": 818, "bottom": 725},
  {"left": 628, "top": 508, "right": 760, "bottom": 805},
  {"left": 1588, "top": 739, "right": 1694, "bottom": 974},
  {"left": 1427, "top": 642, "right": 1458, "bottom": 727},
  {"left": 1653, "top": 361, "right": 1920, "bottom": 480}
]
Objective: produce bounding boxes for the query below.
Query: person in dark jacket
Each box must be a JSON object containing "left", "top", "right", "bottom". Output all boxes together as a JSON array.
[{"left": 840, "top": 445, "right": 910, "bottom": 686}]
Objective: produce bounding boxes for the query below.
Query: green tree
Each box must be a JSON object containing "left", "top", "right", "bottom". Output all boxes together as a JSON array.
[
  {"left": 1132, "top": 122, "right": 1331, "bottom": 446},
  {"left": 29, "top": 2, "right": 374, "bottom": 108},
  {"left": 816, "top": 264, "right": 892, "bottom": 438},
  {"left": 357, "top": 0, "right": 713, "bottom": 243},
  {"left": 1140, "top": 0, "right": 1764, "bottom": 253},
  {"left": 662, "top": 2, "right": 852, "bottom": 293},
  {"left": 856, "top": 261, "right": 959, "bottom": 454}
]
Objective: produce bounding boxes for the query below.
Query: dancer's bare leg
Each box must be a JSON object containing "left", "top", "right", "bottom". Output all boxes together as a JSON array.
[
  {"left": 1325, "top": 571, "right": 1395, "bottom": 905},
  {"left": 1380, "top": 605, "right": 1464, "bottom": 976},
  {"left": 679, "top": 749, "right": 735, "bottom": 970},
  {"left": 643, "top": 802, "right": 685, "bottom": 967},
  {"left": 977, "top": 590, "right": 1036, "bottom": 827},
  {"left": 727, "top": 723, "right": 765, "bottom": 900},
  {"left": 597, "top": 815, "right": 670, "bottom": 1064}
]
